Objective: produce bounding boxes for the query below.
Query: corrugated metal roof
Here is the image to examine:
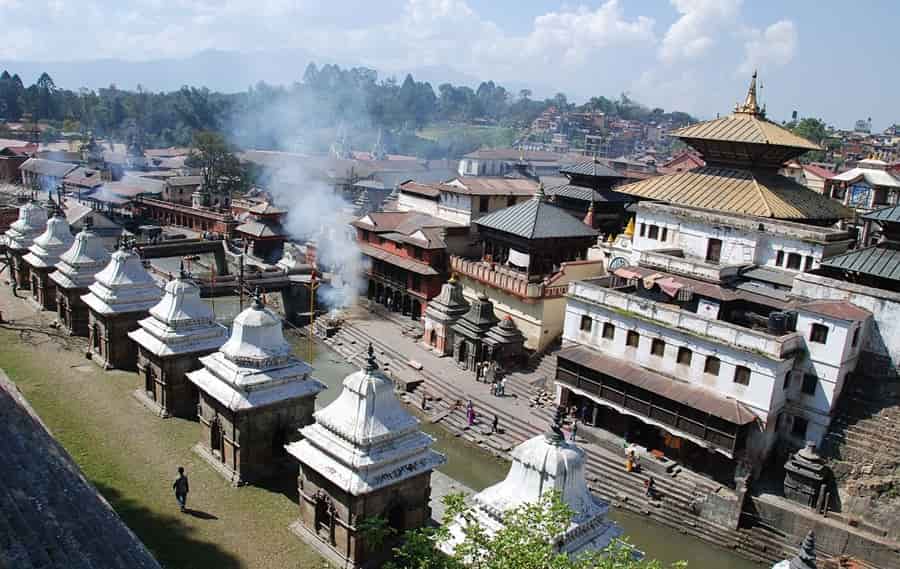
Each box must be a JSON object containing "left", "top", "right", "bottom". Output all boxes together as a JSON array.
[
  {"left": 820, "top": 246, "right": 900, "bottom": 281},
  {"left": 474, "top": 196, "right": 598, "bottom": 239},
  {"left": 672, "top": 113, "right": 821, "bottom": 151},
  {"left": 450, "top": 177, "right": 539, "bottom": 195},
  {"left": 832, "top": 166, "right": 900, "bottom": 188},
  {"left": 616, "top": 166, "right": 851, "bottom": 220},
  {"left": 863, "top": 205, "right": 900, "bottom": 223},
  {"left": 545, "top": 183, "right": 634, "bottom": 203},
  {"left": 558, "top": 345, "right": 758, "bottom": 425},
  {"left": 19, "top": 158, "right": 77, "bottom": 178},
  {"left": 559, "top": 159, "right": 623, "bottom": 178}
]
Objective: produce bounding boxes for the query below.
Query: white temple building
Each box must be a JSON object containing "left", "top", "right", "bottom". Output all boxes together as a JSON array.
[
  {"left": 23, "top": 213, "right": 74, "bottom": 310},
  {"left": 187, "top": 295, "right": 325, "bottom": 484},
  {"left": 50, "top": 227, "right": 111, "bottom": 336},
  {"left": 81, "top": 247, "right": 162, "bottom": 370},
  {"left": 128, "top": 271, "right": 228, "bottom": 418},
  {"left": 286, "top": 345, "right": 446, "bottom": 568},
  {"left": 4, "top": 201, "right": 48, "bottom": 290},
  {"left": 442, "top": 408, "right": 622, "bottom": 558}
]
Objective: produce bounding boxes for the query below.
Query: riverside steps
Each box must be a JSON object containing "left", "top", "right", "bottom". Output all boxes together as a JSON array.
[{"left": 315, "top": 311, "right": 826, "bottom": 567}]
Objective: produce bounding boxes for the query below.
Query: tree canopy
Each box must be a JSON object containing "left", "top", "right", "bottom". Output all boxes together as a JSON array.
[{"left": 381, "top": 492, "right": 685, "bottom": 569}]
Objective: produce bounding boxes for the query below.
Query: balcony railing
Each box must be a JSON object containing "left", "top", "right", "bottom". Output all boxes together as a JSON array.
[
  {"left": 450, "top": 256, "right": 569, "bottom": 299},
  {"left": 568, "top": 279, "right": 802, "bottom": 360},
  {"left": 639, "top": 249, "right": 743, "bottom": 283}
]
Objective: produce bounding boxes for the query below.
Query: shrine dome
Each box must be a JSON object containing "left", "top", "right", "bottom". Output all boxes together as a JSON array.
[
  {"left": 150, "top": 276, "right": 214, "bottom": 325},
  {"left": 82, "top": 247, "right": 161, "bottom": 315},
  {"left": 5, "top": 201, "right": 48, "bottom": 250},
  {"left": 220, "top": 298, "right": 292, "bottom": 366},
  {"left": 24, "top": 214, "right": 74, "bottom": 268},
  {"left": 51, "top": 228, "right": 111, "bottom": 289}
]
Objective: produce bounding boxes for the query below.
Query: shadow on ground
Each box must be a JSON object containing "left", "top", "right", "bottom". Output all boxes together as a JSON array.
[{"left": 95, "top": 482, "right": 241, "bottom": 569}]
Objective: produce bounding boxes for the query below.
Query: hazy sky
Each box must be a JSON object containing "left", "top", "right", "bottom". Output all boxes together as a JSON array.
[{"left": 0, "top": 0, "right": 894, "bottom": 128}]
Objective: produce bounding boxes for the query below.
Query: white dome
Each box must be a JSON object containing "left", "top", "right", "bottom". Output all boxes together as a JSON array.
[
  {"left": 5, "top": 202, "right": 48, "bottom": 250},
  {"left": 83, "top": 247, "right": 162, "bottom": 315},
  {"left": 24, "top": 215, "right": 74, "bottom": 268},
  {"left": 149, "top": 276, "right": 214, "bottom": 326},
  {"left": 220, "top": 299, "right": 292, "bottom": 366},
  {"left": 51, "top": 229, "right": 111, "bottom": 289}
]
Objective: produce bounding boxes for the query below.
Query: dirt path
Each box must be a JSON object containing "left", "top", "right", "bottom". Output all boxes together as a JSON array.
[{"left": 0, "top": 283, "right": 328, "bottom": 569}]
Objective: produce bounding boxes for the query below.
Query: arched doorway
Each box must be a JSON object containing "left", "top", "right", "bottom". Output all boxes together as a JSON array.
[
  {"left": 458, "top": 341, "right": 468, "bottom": 365},
  {"left": 210, "top": 418, "right": 223, "bottom": 460},
  {"left": 91, "top": 323, "right": 102, "bottom": 352},
  {"left": 429, "top": 328, "right": 437, "bottom": 347}
]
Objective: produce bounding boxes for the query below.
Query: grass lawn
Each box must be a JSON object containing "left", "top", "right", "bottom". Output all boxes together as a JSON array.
[{"left": 0, "top": 301, "right": 328, "bottom": 569}]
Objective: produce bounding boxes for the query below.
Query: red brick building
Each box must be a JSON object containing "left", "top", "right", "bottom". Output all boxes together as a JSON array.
[
  {"left": 134, "top": 197, "right": 237, "bottom": 237},
  {"left": 352, "top": 211, "right": 469, "bottom": 319}
]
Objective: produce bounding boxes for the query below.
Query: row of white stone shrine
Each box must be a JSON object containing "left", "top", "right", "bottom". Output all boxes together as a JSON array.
[{"left": 2, "top": 201, "right": 812, "bottom": 569}]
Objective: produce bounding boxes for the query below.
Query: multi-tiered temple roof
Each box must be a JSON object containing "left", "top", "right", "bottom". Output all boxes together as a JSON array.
[
  {"left": 23, "top": 214, "right": 74, "bottom": 269},
  {"left": 187, "top": 297, "right": 325, "bottom": 411},
  {"left": 443, "top": 408, "right": 621, "bottom": 556},
  {"left": 286, "top": 345, "right": 446, "bottom": 495},
  {"left": 4, "top": 202, "right": 48, "bottom": 251},
  {"left": 618, "top": 74, "right": 850, "bottom": 222},
  {"left": 128, "top": 273, "right": 227, "bottom": 357},
  {"left": 50, "top": 228, "right": 111, "bottom": 290},
  {"left": 424, "top": 275, "right": 469, "bottom": 323},
  {"left": 81, "top": 248, "right": 162, "bottom": 316}
]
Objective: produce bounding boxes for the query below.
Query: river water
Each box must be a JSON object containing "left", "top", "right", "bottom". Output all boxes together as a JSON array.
[{"left": 202, "top": 295, "right": 760, "bottom": 568}]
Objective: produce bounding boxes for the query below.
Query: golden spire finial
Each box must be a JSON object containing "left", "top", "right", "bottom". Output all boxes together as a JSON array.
[
  {"left": 736, "top": 70, "right": 760, "bottom": 115},
  {"left": 623, "top": 216, "right": 635, "bottom": 237}
]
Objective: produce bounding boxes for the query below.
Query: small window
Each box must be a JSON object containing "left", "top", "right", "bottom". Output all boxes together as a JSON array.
[
  {"left": 804, "top": 256, "right": 814, "bottom": 271},
  {"left": 651, "top": 338, "right": 665, "bottom": 357},
  {"left": 579, "top": 315, "right": 592, "bottom": 332},
  {"left": 412, "top": 247, "right": 422, "bottom": 260},
  {"left": 661, "top": 227, "right": 668, "bottom": 241},
  {"left": 801, "top": 373, "right": 817, "bottom": 395},
  {"left": 786, "top": 252, "right": 802, "bottom": 270},
  {"left": 602, "top": 322, "right": 615, "bottom": 340},
  {"left": 626, "top": 330, "right": 640, "bottom": 348},
  {"left": 791, "top": 416, "right": 809, "bottom": 438},
  {"left": 734, "top": 365, "right": 751, "bottom": 385},
  {"left": 810, "top": 323, "right": 829, "bottom": 344},
  {"left": 851, "top": 327, "right": 860, "bottom": 347},
  {"left": 648, "top": 225, "right": 659, "bottom": 240},
  {"left": 507, "top": 195, "right": 516, "bottom": 207},
  {"left": 775, "top": 250, "right": 784, "bottom": 266},
  {"left": 639, "top": 223, "right": 646, "bottom": 237},
  {"left": 704, "top": 356, "right": 720, "bottom": 376},
  {"left": 677, "top": 347, "right": 692, "bottom": 365},
  {"left": 479, "top": 196, "right": 490, "bottom": 213}
]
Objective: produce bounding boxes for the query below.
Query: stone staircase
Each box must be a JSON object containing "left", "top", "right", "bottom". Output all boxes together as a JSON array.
[{"left": 319, "top": 320, "right": 820, "bottom": 566}]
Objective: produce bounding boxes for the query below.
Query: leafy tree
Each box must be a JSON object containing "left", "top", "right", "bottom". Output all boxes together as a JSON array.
[
  {"left": 186, "top": 131, "right": 244, "bottom": 194},
  {"left": 385, "top": 492, "right": 685, "bottom": 569},
  {"left": 791, "top": 117, "right": 828, "bottom": 145}
]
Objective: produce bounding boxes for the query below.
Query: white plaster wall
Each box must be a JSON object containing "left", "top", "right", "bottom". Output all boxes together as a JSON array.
[
  {"left": 563, "top": 296, "right": 795, "bottom": 422},
  {"left": 397, "top": 193, "right": 439, "bottom": 216}
]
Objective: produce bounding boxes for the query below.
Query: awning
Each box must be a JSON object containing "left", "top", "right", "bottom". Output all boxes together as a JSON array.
[
  {"left": 642, "top": 272, "right": 664, "bottom": 289},
  {"left": 657, "top": 277, "right": 685, "bottom": 298},
  {"left": 613, "top": 267, "right": 640, "bottom": 280},
  {"left": 507, "top": 248, "right": 530, "bottom": 268}
]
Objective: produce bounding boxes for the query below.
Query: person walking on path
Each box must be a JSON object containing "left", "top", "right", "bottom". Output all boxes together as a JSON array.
[
  {"left": 173, "top": 467, "right": 189, "bottom": 512},
  {"left": 645, "top": 476, "right": 656, "bottom": 499},
  {"left": 420, "top": 391, "right": 428, "bottom": 411},
  {"left": 498, "top": 377, "right": 506, "bottom": 397},
  {"left": 466, "top": 400, "right": 475, "bottom": 427},
  {"left": 570, "top": 420, "right": 578, "bottom": 442},
  {"left": 491, "top": 414, "right": 499, "bottom": 434}
]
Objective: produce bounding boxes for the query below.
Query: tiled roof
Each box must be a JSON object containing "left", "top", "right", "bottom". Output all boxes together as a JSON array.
[
  {"left": 463, "top": 148, "right": 568, "bottom": 161},
  {"left": 352, "top": 211, "right": 462, "bottom": 235},
  {"left": 0, "top": 371, "right": 162, "bottom": 569},
  {"left": 616, "top": 166, "right": 851, "bottom": 220},
  {"left": 559, "top": 159, "right": 623, "bottom": 178},
  {"left": 166, "top": 175, "right": 203, "bottom": 187},
  {"left": 802, "top": 164, "right": 835, "bottom": 180},
  {"left": 863, "top": 204, "right": 900, "bottom": 223},
  {"left": 672, "top": 114, "right": 821, "bottom": 151},
  {"left": 449, "top": 177, "right": 538, "bottom": 196},
  {"left": 399, "top": 181, "right": 441, "bottom": 198},
  {"left": 820, "top": 246, "right": 900, "bottom": 282},
  {"left": 63, "top": 167, "right": 104, "bottom": 188},
  {"left": 236, "top": 220, "right": 286, "bottom": 238},
  {"left": 357, "top": 242, "right": 439, "bottom": 275},
  {"left": 474, "top": 196, "right": 598, "bottom": 240},
  {"left": 796, "top": 300, "right": 871, "bottom": 322}
]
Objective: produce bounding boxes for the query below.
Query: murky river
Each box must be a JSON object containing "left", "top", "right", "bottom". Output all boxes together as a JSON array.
[{"left": 203, "top": 295, "right": 760, "bottom": 568}]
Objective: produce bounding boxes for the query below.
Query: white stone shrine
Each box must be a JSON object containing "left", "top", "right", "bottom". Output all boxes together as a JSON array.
[
  {"left": 23, "top": 213, "right": 74, "bottom": 310},
  {"left": 50, "top": 227, "right": 111, "bottom": 336},
  {"left": 4, "top": 201, "right": 48, "bottom": 290}
]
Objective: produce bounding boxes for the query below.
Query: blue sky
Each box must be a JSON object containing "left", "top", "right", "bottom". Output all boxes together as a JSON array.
[{"left": 0, "top": 0, "right": 895, "bottom": 129}]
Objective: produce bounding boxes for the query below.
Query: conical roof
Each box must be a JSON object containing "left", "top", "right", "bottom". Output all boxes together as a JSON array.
[
  {"left": 452, "top": 292, "right": 499, "bottom": 339},
  {"left": 286, "top": 345, "right": 446, "bottom": 495},
  {"left": 485, "top": 315, "right": 525, "bottom": 347},
  {"left": 219, "top": 298, "right": 292, "bottom": 366},
  {"left": 50, "top": 228, "right": 111, "bottom": 290},
  {"left": 4, "top": 202, "right": 48, "bottom": 251},
  {"left": 186, "top": 297, "right": 324, "bottom": 411},
  {"left": 23, "top": 214, "right": 74, "bottom": 269},
  {"left": 82, "top": 248, "right": 162, "bottom": 315},
  {"left": 424, "top": 276, "right": 469, "bottom": 323},
  {"left": 774, "top": 531, "right": 817, "bottom": 569},
  {"left": 444, "top": 408, "right": 621, "bottom": 555},
  {"left": 128, "top": 275, "right": 227, "bottom": 357}
]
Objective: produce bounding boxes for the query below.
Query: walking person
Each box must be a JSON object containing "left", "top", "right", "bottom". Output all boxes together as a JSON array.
[
  {"left": 570, "top": 419, "right": 578, "bottom": 442},
  {"left": 498, "top": 377, "right": 506, "bottom": 397},
  {"left": 420, "top": 391, "right": 428, "bottom": 411},
  {"left": 173, "top": 467, "right": 189, "bottom": 513},
  {"left": 491, "top": 414, "right": 499, "bottom": 434},
  {"left": 466, "top": 400, "right": 475, "bottom": 427},
  {"left": 645, "top": 476, "right": 656, "bottom": 500}
]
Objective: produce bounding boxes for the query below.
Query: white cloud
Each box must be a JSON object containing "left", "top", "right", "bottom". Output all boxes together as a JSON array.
[
  {"left": 659, "top": 0, "right": 741, "bottom": 62},
  {"left": 739, "top": 20, "right": 797, "bottom": 73}
]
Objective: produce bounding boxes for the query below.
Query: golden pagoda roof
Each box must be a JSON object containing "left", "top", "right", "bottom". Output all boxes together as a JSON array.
[
  {"left": 672, "top": 72, "right": 821, "bottom": 153},
  {"left": 616, "top": 166, "right": 851, "bottom": 221}
]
